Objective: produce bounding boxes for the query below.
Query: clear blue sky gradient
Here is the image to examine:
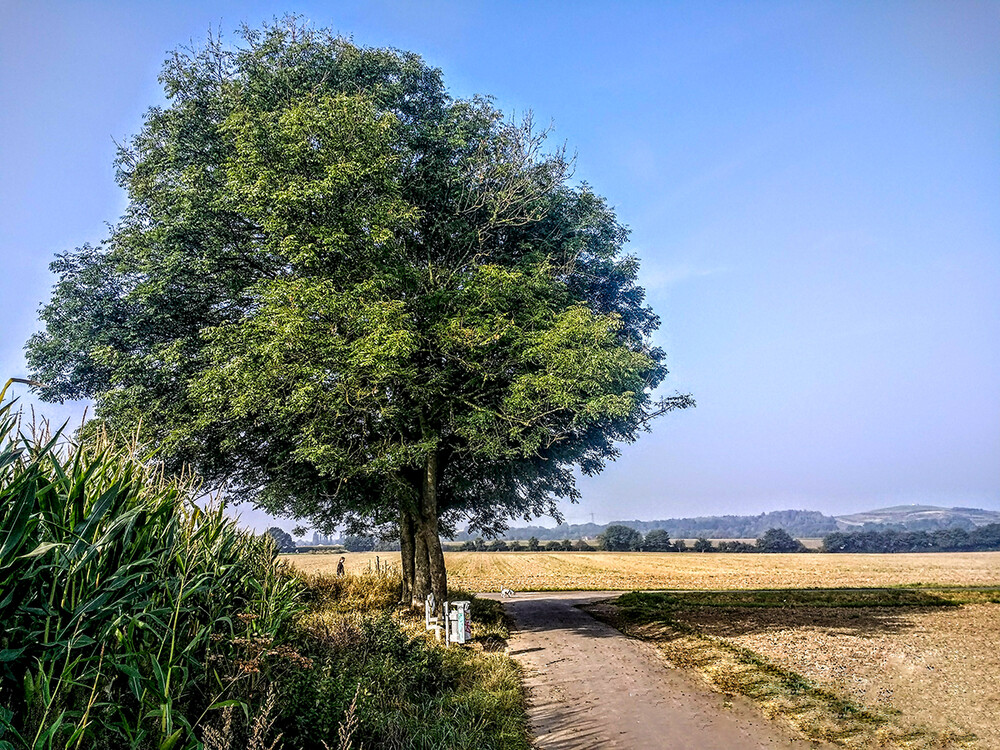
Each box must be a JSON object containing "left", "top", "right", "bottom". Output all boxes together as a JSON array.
[{"left": 2, "top": 1, "right": 998, "bottom": 531}]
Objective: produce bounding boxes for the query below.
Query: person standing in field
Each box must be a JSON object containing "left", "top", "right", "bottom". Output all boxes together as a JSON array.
[{"left": 336, "top": 556, "right": 345, "bottom": 577}]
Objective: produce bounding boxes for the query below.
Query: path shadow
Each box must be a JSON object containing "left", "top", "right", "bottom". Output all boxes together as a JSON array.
[
  {"left": 524, "top": 690, "right": 608, "bottom": 750},
  {"left": 504, "top": 595, "right": 624, "bottom": 640},
  {"left": 617, "top": 589, "right": 966, "bottom": 638}
]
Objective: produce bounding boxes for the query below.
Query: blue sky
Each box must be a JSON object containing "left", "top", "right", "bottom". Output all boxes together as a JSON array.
[{"left": 2, "top": 1, "right": 998, "bottom": 531}]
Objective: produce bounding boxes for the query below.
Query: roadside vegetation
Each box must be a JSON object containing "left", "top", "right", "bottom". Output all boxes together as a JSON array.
[
  {"left": 0, "top": 402, "right": 527, "bottom": 750},
  {"left": 598, "top": 589, "right": 995, "bottom": 749}
]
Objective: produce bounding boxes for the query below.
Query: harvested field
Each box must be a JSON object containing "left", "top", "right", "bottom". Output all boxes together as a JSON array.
[
  {"left": 673, "top": 602, "right": 1000, "bottom": 748},
  {"left": 286, "top": 550, "right": 1000, "bottom": 591}
]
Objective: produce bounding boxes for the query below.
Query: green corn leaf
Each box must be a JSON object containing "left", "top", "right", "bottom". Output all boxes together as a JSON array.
[
  {"left": 0, "top": 648, "right": 25, "bottom": 663},
  {"left": 18, "top": 542, "right": 62, "bottom": 560},
  {"left": 158, "top": 729, "right": 183, "bottom": 750}
]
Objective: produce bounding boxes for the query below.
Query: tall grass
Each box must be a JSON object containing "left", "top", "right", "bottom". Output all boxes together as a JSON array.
[{"left": 0, "top": 401, "right": 303, "bottom": 750}]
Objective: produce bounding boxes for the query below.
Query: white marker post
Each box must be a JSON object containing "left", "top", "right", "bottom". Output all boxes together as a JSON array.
[{"left": 425, "top": 593, "right": 443, "bottom": 641}]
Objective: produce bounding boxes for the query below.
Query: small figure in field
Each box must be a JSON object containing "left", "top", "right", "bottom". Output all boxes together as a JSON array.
[
  {"left": 500, "top": 586, "right": 515, "bottom": 599},
  {"left": 336, "top": 556, "right": 345, "bottom": 577}
]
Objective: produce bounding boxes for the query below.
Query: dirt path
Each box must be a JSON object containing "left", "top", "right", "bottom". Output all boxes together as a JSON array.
[{"left": 487, "top": 592, "right": 829, "bottom": 750}]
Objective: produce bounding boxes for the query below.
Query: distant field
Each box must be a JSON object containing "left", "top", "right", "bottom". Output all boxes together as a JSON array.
[{"left": 285, "top": 550, "right": 1000, "bottom": 591}]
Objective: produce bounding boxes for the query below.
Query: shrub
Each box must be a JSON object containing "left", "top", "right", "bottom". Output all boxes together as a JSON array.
[{"left": 273, "top": 579, "right": 526, "bottom": 749}]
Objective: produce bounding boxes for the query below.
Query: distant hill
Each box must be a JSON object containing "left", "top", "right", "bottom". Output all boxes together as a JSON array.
[
  {"left": 479, "top": 505, "right": 1000, "bottom": 542},
  {"left": 835, "top": 505, "right": 1000, "bottom": 531}
]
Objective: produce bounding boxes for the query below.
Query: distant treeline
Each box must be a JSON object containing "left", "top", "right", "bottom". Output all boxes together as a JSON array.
[
  {"left": 467, "top": 509, "right": 840, "bottom": 541},
  {"left": 821, "top": 524, "right": 1000, "bottom": 553},
  {"left": 324, "top": 521, "right": 1000, "bottom": 555},
  {"left": 330, "top": 524, "right": 1000, "bottom": 555},
  {"left": 455, "top": 526, "right": 809, "bottom": 553}
]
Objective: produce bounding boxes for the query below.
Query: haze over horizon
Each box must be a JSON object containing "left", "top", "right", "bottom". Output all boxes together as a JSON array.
[{"left": 2, "top": 1, "right": 998, "bottom": 533}]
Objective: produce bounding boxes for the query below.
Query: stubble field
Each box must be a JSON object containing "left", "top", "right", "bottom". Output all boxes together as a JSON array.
[
  {"left": 671, "top": 600, "right": 1000, "bottom": 747},
  {"left": 286, "top": 550, "right": 1000, "bottom": 591}
]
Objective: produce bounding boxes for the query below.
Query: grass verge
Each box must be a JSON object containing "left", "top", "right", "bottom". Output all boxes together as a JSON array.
[
  {"left": 274, "top": 570, "right": 528, "bottom": 750},
  {"left": 593, "top": 589, "right": 984, "bottom": 750}
]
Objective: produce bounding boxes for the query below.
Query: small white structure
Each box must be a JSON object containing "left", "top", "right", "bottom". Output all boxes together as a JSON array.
[
  {"left": 425, "top": 593, "right": 443, "bottom": 641},
  {"left": 425, "top": 594, "right": 472, "bottom": 645},
  {"left": 448, "top": 600, "right": 472, "bottom": 645}
]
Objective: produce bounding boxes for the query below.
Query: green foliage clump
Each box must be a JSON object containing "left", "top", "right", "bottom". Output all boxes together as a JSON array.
[
  {"left": 598, "top": 524, "right": 643, "bottom": 551},
  {"left": 641, "top": 529, "right": 674, "bottom": 551},
  {"left": 275, "top": 613, "right": 449, "bottom": 746},
  {"left": 755, "top": 527, "right": 807, "bottom": 553},
  {"left": 0, "top": 401, "right": 528, "bottom": 748}
]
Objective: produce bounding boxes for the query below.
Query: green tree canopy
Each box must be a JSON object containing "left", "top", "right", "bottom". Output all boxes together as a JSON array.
[
  {"left": 755, "top": 528, "right": 806, "bottom": 553},
  {"left": 265, "top": 526, "right": 297, "bottom": 553},
  {"left": 641, "top": 529, "right": 673, "bottom": 552},
  {"left": 27, "top": 18, "right": 691, "bottom": 608},
  {"left": 598, "top": 525, "right": 643, "bottom": 552}
]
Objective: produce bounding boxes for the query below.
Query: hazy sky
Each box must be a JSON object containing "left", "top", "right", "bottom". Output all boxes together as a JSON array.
[{"left": 2, "top": 1, "right": 998, "bottom": 532}]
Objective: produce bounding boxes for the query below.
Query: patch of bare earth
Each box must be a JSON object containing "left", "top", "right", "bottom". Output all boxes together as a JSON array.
[{"left": 674, "top": 603, "right": 1000, "bottom": 748}]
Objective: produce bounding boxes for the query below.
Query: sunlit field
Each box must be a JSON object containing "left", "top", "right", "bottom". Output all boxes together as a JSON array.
[{"left": 285, "top": 550, "right": 1000, "bottom": 592}]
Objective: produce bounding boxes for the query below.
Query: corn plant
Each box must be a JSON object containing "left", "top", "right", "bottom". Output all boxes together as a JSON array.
[{"left": 0, "top": 401, "right": 303, "bottom": 749}]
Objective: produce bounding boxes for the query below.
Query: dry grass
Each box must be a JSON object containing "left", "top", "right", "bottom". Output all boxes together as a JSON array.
[{"left": 285, "top": 551, "right": 1000, "bottom": 592}]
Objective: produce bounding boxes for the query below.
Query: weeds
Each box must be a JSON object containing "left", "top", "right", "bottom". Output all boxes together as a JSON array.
[
  {"left": 301, "top": 566, "right": 401, "bottom": 613},
  {"left": 275, "top": 572, "right": 528, "bottom": 749}
]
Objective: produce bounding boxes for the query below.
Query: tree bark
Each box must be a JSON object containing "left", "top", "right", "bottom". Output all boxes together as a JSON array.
[
  {"left": 412, "top": 516, "right": 431, "bottom": 609},
  {"left": 399, "top": 505, "right": 416, "bottom": 606},
  {"left": 421, "top": 451, "right": 448, "bottom": 617}
]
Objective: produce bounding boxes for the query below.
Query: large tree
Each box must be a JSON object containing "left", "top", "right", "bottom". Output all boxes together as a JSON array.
[{"left": 27, "top": 19, "right": 691, "bottom": 610}]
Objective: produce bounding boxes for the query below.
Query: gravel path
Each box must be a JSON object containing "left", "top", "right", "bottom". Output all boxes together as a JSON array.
[{"left": 487, "top": 592, "right": 829, "bottom": 750}]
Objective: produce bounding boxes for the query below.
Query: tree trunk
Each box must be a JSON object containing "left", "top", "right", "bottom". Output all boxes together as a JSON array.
[
  {"left": 412, "top": 517, "right": 431, "bottom": 609},
  {"left": 399, "top": 505, "right": 415, "bottom": 606},
  {"left": 421, "top": 451, "right": 448, "bottom": 617}
]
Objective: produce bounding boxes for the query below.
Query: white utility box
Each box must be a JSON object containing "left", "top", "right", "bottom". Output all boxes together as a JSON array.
[{"left": 448, "top": 601, "right": 472, "bottom": 645}]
